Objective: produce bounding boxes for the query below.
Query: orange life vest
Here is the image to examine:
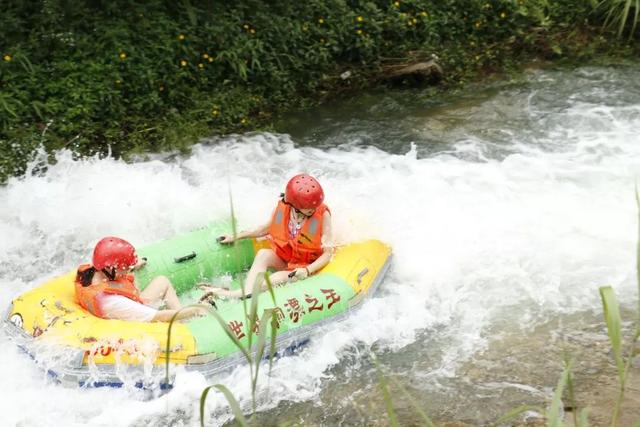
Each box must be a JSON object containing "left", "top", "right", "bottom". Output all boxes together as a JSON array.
[
  {"left": 74, "top": 264, "right": 143, "bottom": 318},
  {"left": 267, "top": 200, "right": 329, "bottom": 269}
]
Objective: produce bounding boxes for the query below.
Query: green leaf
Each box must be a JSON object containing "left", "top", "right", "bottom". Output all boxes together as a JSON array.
[
  {"left": 373, "top": 354, "right": 398, "bottom": 427},
  {"left": 200, "top": 384, "right": 248, "bottom": 427},
  {"left": 577, "top": 408, "right": 590, "bottom": 427},
  {"left": 636, "top": 182, "right": 640, "bottom": 318},
  {"left": 548, "top": 359, "right": 573, "bottom": 427},
  {"left": 252, "top": 308, "right": 276, "bottom": 399},
  {"left": 209, "top": 306, "right": 252, "bottom": 364},
  {"left": 165, "top": 304, "right": 213, "bottom": 386},
  {"left": 494, "top": 404, "right": 544, "bottom": 426},
  {"left": 599, "top": 286, "right": 625, "bottom": 383},
  {"left": 388, "top": 376, "right": 435, "bottom": 427}
]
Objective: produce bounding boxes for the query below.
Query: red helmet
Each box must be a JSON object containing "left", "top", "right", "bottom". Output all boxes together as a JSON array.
[
  {"left": 92, "top": 237, "right": 138, "bottom": 270},
  {"left": 285, "top": 174, "right": 324, "bottom": 210}
]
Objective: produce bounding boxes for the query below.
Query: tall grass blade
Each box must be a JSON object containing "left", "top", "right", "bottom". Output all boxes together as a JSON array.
[
  {"left": 263, "top": 274, "right": 279, "bottom": 376},
  {"left": 635, "top": 182, "right": 640, "bottom": 319},
  {"left": 200, "top": 384, "right": 248, "bottom": 427},
  {"left": 599, "top": 286, "right": 625, "bottom": 383},
  {"left": 209, "top": 306, "right": 252, "bottom": 363},
  {"left": 494, "top": 405, "right": 544, "bottom": 426},
  {"left": 164, "top": 304, "right": 210, "bottom": 385},
  {"left": 247, "top": 271, "right": 264, "bottom": 350},
  {"left": 387, "top": 376, "right": 435, "bottom": 426},
  {"left": 164, "top": 310, "right": 180, "bottom": 386},
  {"left": 577, "top": 408, "right": 590, "bottom": 427},
  {"left": 619, "top": 0, "right": 632, "bottom": 36},
  {"left": 227, "top": 179, "right": 250, "bottom": 326},
  {"left": 631, "top": 0, "right": 640, "bottom": 39},
  {"left": 252, "top": 308, "right": 275, "bottom": 400},
  {"left": 565, "top": 354, "right": 579, "bottom": 427},
  {"left": 373, "top": 355, "right": 399, "bottom": 427},
  {"left": 548, "top": 359, "right": 573, "bottom": 427}
]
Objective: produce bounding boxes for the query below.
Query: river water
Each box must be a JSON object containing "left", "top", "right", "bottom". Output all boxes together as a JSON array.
[{"left": 1, "top": 63, "right": 639, "bottom": 426}]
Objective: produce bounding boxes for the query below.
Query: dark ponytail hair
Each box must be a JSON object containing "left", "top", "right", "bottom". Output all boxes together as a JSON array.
[
  {"left": 102, "top": 267, "right": 116, "bottom": 281},
  {"left": 76, "top": 266, "right": 96, "bottom": 287}
]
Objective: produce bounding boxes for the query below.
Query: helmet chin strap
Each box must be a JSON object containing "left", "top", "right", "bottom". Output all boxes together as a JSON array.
[{"left": 102, "top": 267, "right": 116, "bottom": 281}]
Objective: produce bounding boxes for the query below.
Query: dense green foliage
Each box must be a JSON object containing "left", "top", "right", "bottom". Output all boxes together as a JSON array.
[{"left": 0, "top": 0, "right": 633, "bottom": 182}]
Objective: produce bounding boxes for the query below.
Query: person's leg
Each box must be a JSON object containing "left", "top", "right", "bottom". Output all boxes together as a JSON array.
[
  {"left": 242, "top": 248, "right": 287, "bottom": 293},
  {"left": 198, "top": 249, "right": 288, "bottom": 299},
  {"left": 266, "top": 270, "right": 293, "bottom": 287},
  {"left": 140, "top": 275, "right": 181, "bottom": 309}
]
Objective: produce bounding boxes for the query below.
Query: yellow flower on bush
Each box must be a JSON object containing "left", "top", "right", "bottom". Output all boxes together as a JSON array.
[
  {"left": 3, "top": 54, "right": 11, "bottom": 62},
  {"left": 212, "top": 109, "right": 220, "bottom": 117},
  {"left": 318, "top": 18, "right": 324, "bottom": 24},
  {"left": 178, "top": 34, "right": 185, "bottom": 41},
  {"left": 250, "top": 28, "right": 256, "bottom": 34},
  {"left": 180, "top": 59, "right": 187, "bottom": 67},
  {"left": 243, "top": 24, "right": 249, "bottom": 30},
  {"left": 421, "top": 11, "right": 428, "bottom": 17},
  {"left": 240, "top": 118, "right": 248, "bottom": 124},
  {"left": 356, "top": 16, "right": 364, "bottom": 22},
  {"left": 198, "top": 63, "right": 204, "bottom": 69},
  {"left": 208, "top": 57, "right": 214, "bottom": 63},
  {"left": 159, "top": 85, "right": 165, "bottom": 91},
  {"left": 500, "top": 12, "right": 507, "bottom": 19},
  {"left": 394, "top": 1, "right": 400, "bottom": 7},
  {"left": 407, "top": 20, "right": 413, "bottom": 26},
  {"left": 475, "top": 21, "right": 482, "bottom": 28},
  {"left": 115, "top": 79, "right": 122, "bottom": 84},
  {"left": 119, "top": 52, "right": 127, "bottom": 60},
  {"left": 203, "top": 53, "right": 209, "bottom": 59},
  {"left": 356, "top": 29, "right": 363, "bottom": 35},
  {"left": 412, "top": 18, "right": 417, "bottom": 24}
]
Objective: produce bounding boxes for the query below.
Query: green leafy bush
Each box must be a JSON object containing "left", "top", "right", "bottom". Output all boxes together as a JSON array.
[{"left": 0, "top": 0, "right": 629, "bottom": 182}]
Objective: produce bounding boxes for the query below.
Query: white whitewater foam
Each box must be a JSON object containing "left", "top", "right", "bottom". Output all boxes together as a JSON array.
[{"left": 0, "top": 66, "right": 639, "bottom": 425}]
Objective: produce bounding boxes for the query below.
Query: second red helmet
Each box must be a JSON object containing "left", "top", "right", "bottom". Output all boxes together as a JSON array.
[
  {"left": 92, "top": 237, "right": 138, "bottom": 270},
  {"left": 285, "top": 174, "right": 324, "bottom": 210}
]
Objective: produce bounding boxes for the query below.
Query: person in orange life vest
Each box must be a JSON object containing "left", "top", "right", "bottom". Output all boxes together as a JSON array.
[
  {"left": 75, "top": 237, "right": 206, "bottom": 322},
  {"left": 199, "top": 174, "right": 333, "bottom": 299}
]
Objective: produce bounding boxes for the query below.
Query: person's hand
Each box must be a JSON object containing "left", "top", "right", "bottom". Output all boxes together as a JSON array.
[
  {"left": 132, "top": 257, "right": 148, "bottom": 271},
  {"left": 186, "top": 305, "right": 210, "bottom": 317},
  {"left": 199, "top": 291, "right": 214, "bottom": 302},
  {"left": 217, "top": 235, "right": 236, "bottom": 245},
  {"left": 198, "top": 283, "right": 214, "bottom": 292},
  {"left": 289, "top": 267, "right": 309, "bottom": 282}
]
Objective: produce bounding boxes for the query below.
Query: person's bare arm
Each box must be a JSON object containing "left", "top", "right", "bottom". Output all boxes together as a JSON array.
[
  {"left": 219, "top": 222, "right": 270, "bottom": 243},
  {"left": 218, "top": 208, "right": 276, "bottom": 244}
]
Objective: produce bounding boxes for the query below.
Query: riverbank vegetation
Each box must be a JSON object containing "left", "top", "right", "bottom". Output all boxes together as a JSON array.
[{"left": 1, "top": 0, "right": 638, "bottom": 183}]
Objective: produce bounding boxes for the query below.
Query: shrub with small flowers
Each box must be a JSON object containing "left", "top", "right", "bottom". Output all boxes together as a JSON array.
[{"left": 0, "top": 0, "right": 633, "bottom": 182}]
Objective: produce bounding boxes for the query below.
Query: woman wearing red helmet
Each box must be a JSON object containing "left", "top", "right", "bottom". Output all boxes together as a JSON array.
[
  {"left": 75, "top": 237, "right": 206, "bottom": 321},
  {"left": 200, "top": 174, "right": 333, "bottom": 299}
]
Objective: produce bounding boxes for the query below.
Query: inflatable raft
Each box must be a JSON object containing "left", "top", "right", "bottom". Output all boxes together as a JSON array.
[{"left": 3, "top": 224, "right": 392, "bottom": 387}]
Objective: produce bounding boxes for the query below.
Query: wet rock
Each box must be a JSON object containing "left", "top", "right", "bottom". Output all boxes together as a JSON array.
[{"left": 381, "top": 56, "right": 443, "bottom": 86}]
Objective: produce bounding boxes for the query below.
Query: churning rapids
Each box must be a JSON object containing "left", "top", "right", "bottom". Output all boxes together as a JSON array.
[{"left": 1, "top": 63, "right": 639, "bottom": 425}]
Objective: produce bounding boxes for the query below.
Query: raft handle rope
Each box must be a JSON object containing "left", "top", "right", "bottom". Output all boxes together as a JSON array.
[
  {"left": 174, "top": 252, "right": 197, "bottom": 263},
  {"left": 357, "top": 267, "right": 369, "bottom": 284}
]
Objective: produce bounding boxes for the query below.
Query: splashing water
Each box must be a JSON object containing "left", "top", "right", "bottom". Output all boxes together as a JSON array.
[{"left": 1, "top": 64, "right": 639, "bottom": 425}]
